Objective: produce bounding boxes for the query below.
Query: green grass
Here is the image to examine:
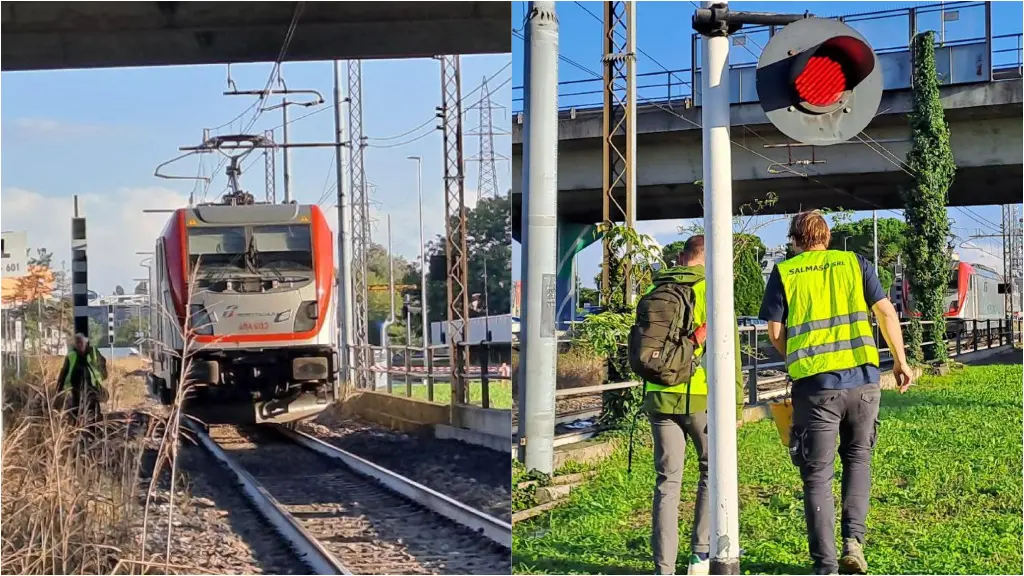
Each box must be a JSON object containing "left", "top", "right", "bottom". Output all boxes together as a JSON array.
[
  {"left": 512, "top": 362, "right": 1024, "bottom": 575},
  {"left": 384, "top": 379, "right": 513, "bottom": 409}
]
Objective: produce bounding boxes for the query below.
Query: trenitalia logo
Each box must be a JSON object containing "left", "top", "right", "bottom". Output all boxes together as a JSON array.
[{"left": 223, "top": 305, "right": 238, "bottom": 318}]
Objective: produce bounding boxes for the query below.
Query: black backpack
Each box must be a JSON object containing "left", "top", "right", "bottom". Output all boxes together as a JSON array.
[{"left": 627, "top": 281, "right": 703, "bottom": 386}]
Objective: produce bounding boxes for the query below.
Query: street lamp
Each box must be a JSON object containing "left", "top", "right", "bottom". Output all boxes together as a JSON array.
[{"left": 406, "top": 156, "right": 430, "bottom": 377}]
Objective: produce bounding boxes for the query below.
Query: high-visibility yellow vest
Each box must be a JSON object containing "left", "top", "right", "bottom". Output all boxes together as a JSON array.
[
  {"left": 777, "top": 250, "right": 879, "bottom": 380},
  {"left": 63, "top": 347, "right": 104, "bottom": 390},
  {"left": 644, "top": 278, "right": 709, "bottom": 396}
]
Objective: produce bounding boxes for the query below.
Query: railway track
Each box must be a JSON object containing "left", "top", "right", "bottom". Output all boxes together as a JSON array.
[{"left": 185, "top": 420, "right": 511, "bottom": 575}]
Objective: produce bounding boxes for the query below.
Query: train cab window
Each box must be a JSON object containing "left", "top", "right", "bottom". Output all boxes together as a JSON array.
[
  {"left": 188, "top": 227, "right": 247, "bottom": 271},
  {"left": 251, "top": 225, "right": 313, "bottom": 271}
]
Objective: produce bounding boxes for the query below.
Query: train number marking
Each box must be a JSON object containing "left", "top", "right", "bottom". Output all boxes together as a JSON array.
[{"left": 239, "top": 321, "right": 269, "bottom": 331}]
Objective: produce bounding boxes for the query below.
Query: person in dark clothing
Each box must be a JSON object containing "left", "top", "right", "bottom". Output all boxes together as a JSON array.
[
  {"left": 759, "top": 211, "right": 912, "bottom": 575},
  {"left": 56, "top": 333, "right": 108, "bottom": 425}
]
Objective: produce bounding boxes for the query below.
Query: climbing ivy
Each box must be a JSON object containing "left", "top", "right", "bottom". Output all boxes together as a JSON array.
[{"left": 902, "top": 31, "right": 956, "bottom": 364}]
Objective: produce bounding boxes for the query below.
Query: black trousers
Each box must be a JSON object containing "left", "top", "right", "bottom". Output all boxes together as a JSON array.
[
  {"left": 68, "top": 384, "right": 101, "bottom": 427},
  {"left": 789, "top": 382, "right": 881, "bottom": 573}
]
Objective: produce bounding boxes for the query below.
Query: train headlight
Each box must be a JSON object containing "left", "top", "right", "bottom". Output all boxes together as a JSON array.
[
  {"left": 292, "top": 357, "right": 329, "bottom": 381},
  {"left": 293, "top": 300, "right": 318, "bottom": 332},
  {"left": 189, "top": 304, "right": 215, "bottom": 336}
]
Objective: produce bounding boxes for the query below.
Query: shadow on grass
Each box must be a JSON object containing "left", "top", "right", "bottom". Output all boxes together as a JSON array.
[{"left": 966, "top": 349, "right": 1022, "bottom": 366}]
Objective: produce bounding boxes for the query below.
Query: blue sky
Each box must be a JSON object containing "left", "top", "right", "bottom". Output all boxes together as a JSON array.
[
  {"left": 510, "top": 0, "right": 1022, "bottom": 286},
  {"left": 2, "top": 54, "right": 511, "bottom": 293}
]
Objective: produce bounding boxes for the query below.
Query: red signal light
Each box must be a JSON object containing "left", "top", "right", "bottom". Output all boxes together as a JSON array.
[{"left": 794, "top": 55, "right": 846, "bottom": 107}]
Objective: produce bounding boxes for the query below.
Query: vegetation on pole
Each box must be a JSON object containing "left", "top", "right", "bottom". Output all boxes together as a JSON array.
[{"left": 902, "top": 31, "right": 956, "bottom": 364}]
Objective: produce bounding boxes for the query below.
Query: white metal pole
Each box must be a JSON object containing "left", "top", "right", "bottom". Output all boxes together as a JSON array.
[
  {"left": 625, "top": 1, "right": 637, "bottom": 306},
  {"left": 872, "top": 209, "right": 879, "bottom": 275},
  {"left": 700, "top": 1, "right": 741, "bottom": 571},
  {"left": 282, "top": 100, "right": 293, "bottom": 203},
  {"left": 519, "top": 0, "right": 559, "bottom": 474},
  {"left": 334, "top": 60, "right": 355, "bottom": 386},
  {"left": 408, "top": 156, "right": 430, "bottom": 384}
]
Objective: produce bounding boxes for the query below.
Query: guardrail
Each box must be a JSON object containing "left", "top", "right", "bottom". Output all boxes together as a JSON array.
[
  {"left": 512, "top": 1, "right": 1022, "bottom": 114},
  {"left": 549, "top": 317, "right": 1021, "bottom": 406}
]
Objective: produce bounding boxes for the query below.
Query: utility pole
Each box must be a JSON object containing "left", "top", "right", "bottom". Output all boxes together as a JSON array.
[
  {"left": 264, "top": 129, "right": 277, "bottom": 203},
  {"left": 694, "top": 1, "right": 741, "bottom": 571},
  {"left": 519, "top": 0, "right": 559, "bottom": 474},
  {"left": 334, "top": 60, "right": 354, "bottom": 388},
  {"left": 282, "top": 98, "right": 292, "bottom": 202},
  {"left": 601, "top": 1, "right": 637, "bottom": 306},
  {"left": 407, "top": 155, "right": 431, "bottom": 382},
  {"left": 348, "top": 60, "right": 372, "bottom": 389},
  {"left": 439, "top": 54, "right": 471, "bottom": 415},
  {"left": 467, "top": 77, "right": 509, "bottom": 201}
]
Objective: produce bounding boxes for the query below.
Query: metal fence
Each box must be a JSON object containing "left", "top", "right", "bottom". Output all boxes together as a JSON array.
[
  {"left": 512, "top": 1, "right": 1022, "bottom": 114},
  {"left": 350, "top": 341, "right": 512, "bottom": 411},
  {"left": 553, "top": 318, "right": 1021, "bottom": 406}
]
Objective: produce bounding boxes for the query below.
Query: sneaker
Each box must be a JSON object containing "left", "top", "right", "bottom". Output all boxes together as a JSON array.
[
  {"left": 687, "top": 554, "right": 710, "bottom": 575},
  {"left": 839, "top": 538, "right": 868, "bottom": 574}
]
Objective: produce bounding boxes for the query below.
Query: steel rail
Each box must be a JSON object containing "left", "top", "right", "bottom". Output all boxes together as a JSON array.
[
  {"left": 184, "top": 419, "right": 352, "bottom": 575},
  {"left": 277, "top": 426, "right": 513, "bottom": 550}
]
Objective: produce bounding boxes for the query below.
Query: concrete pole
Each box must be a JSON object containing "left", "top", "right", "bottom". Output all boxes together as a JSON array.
[
  {"left": 700, "top": 1, "right": 741, "bottom": 572},
  {"left": 873, "top": 209, "right": 879, "bottom": 275},
  {"left": 334, "top": 60, "right": 354, "bottom": 385},
  {"left": 519, "top": 0, "right": 559, "bottom": 474},
  {"left": 282, "top": 100, "right": 293, "bottom": 203}
]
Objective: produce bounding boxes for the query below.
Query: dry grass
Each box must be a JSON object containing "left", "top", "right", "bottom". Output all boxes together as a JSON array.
[
  {"left": 0, "top": 359, "right": 194, "bottom": 575},
  {"left": 511, "top": 347, "right": 607, "bottom": 397}
]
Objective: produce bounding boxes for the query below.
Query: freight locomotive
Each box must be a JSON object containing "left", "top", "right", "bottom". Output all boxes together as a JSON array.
[{"left": 145, "top": 185, "right": 340, "bottom": 425}]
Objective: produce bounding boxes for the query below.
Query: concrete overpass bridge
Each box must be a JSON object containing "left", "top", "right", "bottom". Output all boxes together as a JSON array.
[
  {"left": 511, "top": 79, "right": 1022, "bottom": 225},
  {"left": 1, "top": 1, "right": 509, "bottom": 70},
  {"left": 511, "top": 1, "right": 1022, "bottom": 326}
]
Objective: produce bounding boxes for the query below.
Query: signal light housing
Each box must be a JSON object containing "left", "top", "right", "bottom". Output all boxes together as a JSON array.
[{"left": 756, "top": 18, "right": 882, "bottom": 146}]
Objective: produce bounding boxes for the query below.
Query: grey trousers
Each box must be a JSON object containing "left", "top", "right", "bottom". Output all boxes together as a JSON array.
[
  {"left": 651, "top": 411, "right": 709, "bottom": 575},
  {"left": 790, "top": 382, "right": 881, "bottom": 573}
]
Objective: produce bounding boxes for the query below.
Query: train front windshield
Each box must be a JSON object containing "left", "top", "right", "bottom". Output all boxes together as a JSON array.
[{"left": 188, "top": 225, "right": 312, "bottom": 275}]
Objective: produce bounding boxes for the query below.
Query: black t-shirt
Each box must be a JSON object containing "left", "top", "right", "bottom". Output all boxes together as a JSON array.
[{"left": 758, "top": 253, "right": 887, "bottom": 390}]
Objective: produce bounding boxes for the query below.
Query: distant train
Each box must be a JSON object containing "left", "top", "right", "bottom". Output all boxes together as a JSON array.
[
  {"left": 891, "top": 259, "right": 1018, "bottom": 336},
  {"left": 146, "top": 190, "right": 340, "bottom": 425}
]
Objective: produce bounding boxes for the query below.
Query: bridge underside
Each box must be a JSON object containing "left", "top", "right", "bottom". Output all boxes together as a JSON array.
[
  {"left": 1, "top": 1, "right": 510, "bottom": 71},
  {"left": 511, "top": 163, "right": 1020, "bottom": 239},
  {"left": 511, "top": 81, "right": 1022, "bottom": 240}
]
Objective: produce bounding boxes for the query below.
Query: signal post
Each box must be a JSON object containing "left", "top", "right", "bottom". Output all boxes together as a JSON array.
[{"left": 692, "top": 4, "right": 882, "bottom": 573}]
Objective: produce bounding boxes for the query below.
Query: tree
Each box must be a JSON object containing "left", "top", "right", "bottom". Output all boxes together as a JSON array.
[
  {"left": 902, "top": 31, "right": 955, "bottom": 364},
  {"left": 661, "top": 240, "right": 687, "bottom": 266},
  {"left": 424, "top": 195, "right": 512, "bottom": 331},
  {"left": 829, "top": 217, "right": 909, "bottom": 292}
]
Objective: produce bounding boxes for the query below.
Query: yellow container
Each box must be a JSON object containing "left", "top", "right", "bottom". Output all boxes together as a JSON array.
[{"left": 769, "top": 399, "right": 794, "bottom": 446}]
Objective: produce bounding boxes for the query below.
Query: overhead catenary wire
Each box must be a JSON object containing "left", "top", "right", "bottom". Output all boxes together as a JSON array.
[{"left": 197, "top": 1, "right": 305, "bottom": 202}]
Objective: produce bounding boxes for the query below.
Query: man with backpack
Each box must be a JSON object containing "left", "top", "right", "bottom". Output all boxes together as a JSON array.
[{"left": 629, "top": 235, "right": 744, "bottom": 575}]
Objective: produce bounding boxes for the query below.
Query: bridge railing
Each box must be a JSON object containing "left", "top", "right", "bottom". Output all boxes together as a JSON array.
[{"left": 512, "top": 1, "right": 1022, "bottom": 115}]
